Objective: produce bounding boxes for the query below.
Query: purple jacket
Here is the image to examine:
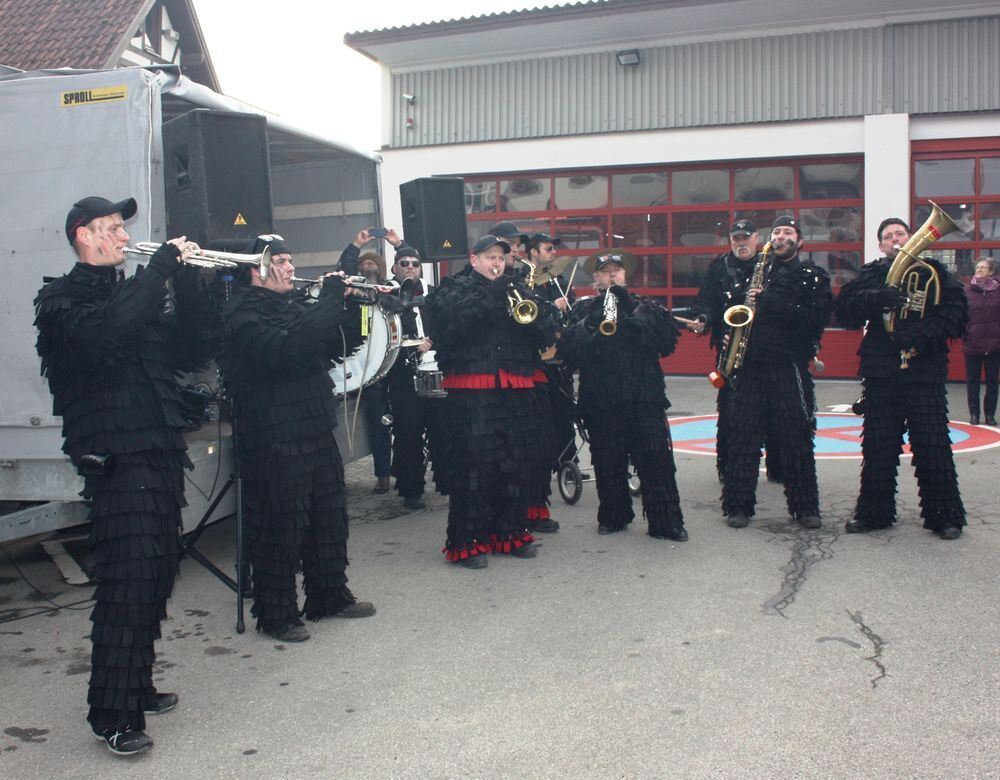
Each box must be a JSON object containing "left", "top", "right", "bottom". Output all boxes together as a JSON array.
[{"left": 963, "top": 280, "right": 1000, "bottom": 355}]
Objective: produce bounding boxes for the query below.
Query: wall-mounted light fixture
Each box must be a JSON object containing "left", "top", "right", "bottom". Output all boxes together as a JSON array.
[
  {"left": 402, "top": 93, "right": 416, "bottom": 105},
  {"left": 616, "top": 49, "right": 641, "bottom": 67}
]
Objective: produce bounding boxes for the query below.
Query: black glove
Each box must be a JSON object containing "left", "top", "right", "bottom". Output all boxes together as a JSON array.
[
  {"left": 321, "top": 274, "right": 347, "bottom": 300},
  {"left": 489, "top": 276, "right": 511, "bottom": 302},
  {"left": 585, "top": 300, "right": 604, "bottom": 332},
  {"left": 876, "top": 286, "right": 907, "bottom": 310},
  {"left": 610, "top": 285, "right": 636, "bottom": 314}
]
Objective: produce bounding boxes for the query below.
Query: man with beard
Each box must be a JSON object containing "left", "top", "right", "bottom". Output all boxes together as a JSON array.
[
  {"left": 218, "top": 234, "right": 375, "bottom": 643},
  {"left": 721, "top": 216, "right": 832, "bottom": 530},
  {"left": 833, "top": 217, "right": 967, "bottom": 539},
  {"left": 691, "top": 220, "right": 768, "bottom": 481},
  {"left": 424, "top": 235, "right": 558, "bottom": 568},
  {"left": 559, "top": 254, "right": 686, "bottom": 540},
  {"left": 35, "top": 196, "right": 212, "bottom": 755}
]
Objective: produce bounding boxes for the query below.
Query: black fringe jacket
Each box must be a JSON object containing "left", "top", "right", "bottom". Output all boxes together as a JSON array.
[
  {"left": 833, "top": 256, "right": 967, "bottom": 383},
  {"left": 217, "top": 281, "right": 364, "bottom": 467},
  {"left": 560, "top": 289, "right": 679, "bottom": 414},
  {"left": 744, "top": 257, "right": 832, "bottom": 366},
  {"left": 424, "top": 270, "right": 558, "bottom": 377},
  {"left": 33, "top": 245, "right": 211, "bottom": 475}
]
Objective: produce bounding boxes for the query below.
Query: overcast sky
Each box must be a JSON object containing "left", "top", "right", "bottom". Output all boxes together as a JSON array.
[{"left": 192, "top": 1, "right": 558, "bottom": 153}]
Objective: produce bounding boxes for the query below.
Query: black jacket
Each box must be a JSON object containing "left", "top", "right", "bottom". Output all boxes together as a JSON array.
[
  {"left": 34, "top": 245, "right": 211, "bottom": 474},
  {"left": 691, "top": 251, "right": 756, "bottom": 352},
  {"left": 424, "top": 270, "right": 557, "bottom": 377},
  {"left": 560, "top": 289, "right": 679, "bottom": 414},
  {"left": 743, "top": 256, "right": 832, "bottom": 367},
  {"left": 833, "top": 256, "right": 967, "bottom": 382},
  {"left": 218, "top": 279, "right": 363, "bottom": 471}
]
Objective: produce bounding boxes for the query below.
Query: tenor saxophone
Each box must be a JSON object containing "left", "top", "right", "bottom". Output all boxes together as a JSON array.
[{"left": 708, "top": 242, "right": 772, "bottom": 389}]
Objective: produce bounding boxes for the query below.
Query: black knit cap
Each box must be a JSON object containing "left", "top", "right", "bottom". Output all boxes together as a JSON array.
[
  {"left": 771, "top": 215, "right": 801, "bottom": 237},
  {"left": 65, "top": 196, "right": 137, "bottom": 244},
  {"left": 250, "top": 233, "right": 291, "bottom": 256}
]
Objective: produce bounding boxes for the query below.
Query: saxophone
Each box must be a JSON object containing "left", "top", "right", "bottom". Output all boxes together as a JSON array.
[{"left": 708, "top": 242, "right": 772, "bottom": 389}]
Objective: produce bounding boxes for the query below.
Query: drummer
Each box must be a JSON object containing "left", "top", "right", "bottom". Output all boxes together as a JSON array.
[{"left": 383, "top": 245, "right": 436, "bottom": 511}]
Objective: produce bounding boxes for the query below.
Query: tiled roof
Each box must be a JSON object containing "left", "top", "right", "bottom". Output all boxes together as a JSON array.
[{"left": 0, "top": 0, "right": 150, "bottom": 71}]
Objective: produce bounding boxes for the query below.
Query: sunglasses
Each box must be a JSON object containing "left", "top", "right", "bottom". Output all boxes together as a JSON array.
[{"left": 397, "top": 259, "right": 421, "bottom": 268}]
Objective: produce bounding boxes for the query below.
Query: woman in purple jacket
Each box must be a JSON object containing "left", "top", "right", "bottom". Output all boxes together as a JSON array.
[{"left": 964, "top": 256, "right": 1000, "bottom": 425}]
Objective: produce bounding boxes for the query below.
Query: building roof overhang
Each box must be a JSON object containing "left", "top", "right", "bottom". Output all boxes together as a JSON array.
[{"left": 344, "top": 0, "right": 1000, "bottom": 69}]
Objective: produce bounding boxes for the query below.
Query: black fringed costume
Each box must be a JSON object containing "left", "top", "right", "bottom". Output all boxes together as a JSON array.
[
  {"left": 691, "top": 249, "right": 754, "bottom": 478},
  {"left": 560, "top": 288, "right": 685, "bottom": 538},
  {"left": 424, "top": 271, "right": 558, "bottom": 562},
  {"left": 720, "top": 257, "right": 831, "bottom": 521},
  {"left": 34, "top": 246, "right": 211, "bottom": 734},
  {"left": 833, "top": 256, "right": 967, "bottom": 532},
  {"left": 218, "top": 278, "right": 364, "bottom": 633}
]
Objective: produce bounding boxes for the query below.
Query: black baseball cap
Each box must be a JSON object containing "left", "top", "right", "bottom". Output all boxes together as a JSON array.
[
  {"left": 730, "top": 219, "right": 756, "bottom": 237},
  {"left": 527, "top": 232, "right": 561, "bottom": 249},
  {"left": 487, "top": 221, "right": 526, "bottom": 242},
  {"left": 585, "top": 252, "right": 637, "bottom": 276},
  {"left": 471, "top": 234, "right": 511, "bottom": 255},
  {"left": 771, "top": 215, "right": 801, "bottom": 236},
  {"left": 65, "top": 196, "right": 137, "bottom": 244},
  {"left": 395, "top": 245, "right": 421, "bottom": 261}
]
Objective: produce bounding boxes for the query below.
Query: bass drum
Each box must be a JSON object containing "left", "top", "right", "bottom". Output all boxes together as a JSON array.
[{"left": 330, "top": 305, "right": 402, "bottom": 395}]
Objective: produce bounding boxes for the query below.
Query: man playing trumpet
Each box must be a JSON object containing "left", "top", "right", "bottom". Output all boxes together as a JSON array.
[
  {"left": 424, "top": 235, "right": 558, "bottom": 568},
  {"left": 833, "top": 216, "right": 968, "bottom": 540},
  {"left": 34, "top": 196, "right": 213, "bottom": 755},
  {"left": 559, "top": 253, "right": 687, "bottom": 541},
  {"left": 218, "top": 234, "right": 375, "bottom": 642}
]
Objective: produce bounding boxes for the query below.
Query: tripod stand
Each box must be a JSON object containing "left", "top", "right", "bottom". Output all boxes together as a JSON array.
[{"left": 182, "top": 416, "right": 249, "bottom": 632}]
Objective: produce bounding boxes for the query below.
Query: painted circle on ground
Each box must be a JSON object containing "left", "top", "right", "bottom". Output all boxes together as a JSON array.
[{"left": 668, "top": 413, "right": 1000, "bottom": 459}]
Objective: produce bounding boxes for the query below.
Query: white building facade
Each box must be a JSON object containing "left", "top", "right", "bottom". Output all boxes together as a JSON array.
[{"left": 347, "top": 0, "right": 1000, "bottom": 375}]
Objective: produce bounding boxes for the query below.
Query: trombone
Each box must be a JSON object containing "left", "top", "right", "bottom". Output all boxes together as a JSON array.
[{"left": 125, "top": 241, "right": 273, "bottom": 281}]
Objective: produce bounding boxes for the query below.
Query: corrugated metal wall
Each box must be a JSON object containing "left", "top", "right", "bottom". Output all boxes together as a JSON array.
[{"left": 390, "top": 17, "right": 1000, "bottom": 148}]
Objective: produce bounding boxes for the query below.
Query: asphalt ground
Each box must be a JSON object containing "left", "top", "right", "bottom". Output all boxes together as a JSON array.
[{"left": 1, "top": 377, "right": 998, "bottom": 778}]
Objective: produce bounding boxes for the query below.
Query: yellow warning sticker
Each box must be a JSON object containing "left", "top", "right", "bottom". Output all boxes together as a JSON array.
[
  {"left": 442, "top": 240, "right": 452, "bottom": 248},
  {"left": 361, "top": 306, "right": 370, "bottom": 336},
  {"left": 61, "top": 86, "right": 128, "bottom": 107},
  {"left": 233, "top": 213, "right": 248, "bottom": 226}
]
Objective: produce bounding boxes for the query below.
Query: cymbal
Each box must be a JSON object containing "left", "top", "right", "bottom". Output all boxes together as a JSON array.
[{"left": 534, "top": 255, "right": 575, "bottom": 285}]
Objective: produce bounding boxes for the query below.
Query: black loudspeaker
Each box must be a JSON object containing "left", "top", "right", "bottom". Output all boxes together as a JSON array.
[
  {"left": 162, "top": 110, "right": 273, "bottom": 246},
  {"left": 399, "top": 177, "right": 469, "bottom": 262}
]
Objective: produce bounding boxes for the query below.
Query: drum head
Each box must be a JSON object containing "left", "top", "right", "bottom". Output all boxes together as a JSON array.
[{"left": 331, "top": 306, "right": 396, "bottom": 395}]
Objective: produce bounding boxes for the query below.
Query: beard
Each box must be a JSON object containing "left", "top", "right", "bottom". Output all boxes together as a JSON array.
[
  {"left": 360, "top": 268, "right": 381, "bottom": 282},
  {"left": 770, "top": 238, "right": 799, "bottom": 260}
]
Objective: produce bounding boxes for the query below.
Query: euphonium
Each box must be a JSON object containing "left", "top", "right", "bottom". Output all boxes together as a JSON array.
[
  {"left": 708, "top": 242, "right": 772, "bottom": 389},
  {"left": 882, "top": 200, "right": 959, "bottom": 334},
  {"left": 598, "top": 286, "right": 618, "bottom": 336}
]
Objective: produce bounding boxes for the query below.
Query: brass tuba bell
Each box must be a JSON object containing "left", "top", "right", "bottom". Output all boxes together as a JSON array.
[{"left": 882, "top": 200, "right": 961, "bottom": 334}]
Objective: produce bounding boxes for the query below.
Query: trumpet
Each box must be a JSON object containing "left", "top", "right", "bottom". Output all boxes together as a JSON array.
[
  {"left": 507, "top": 257, "right": 539, "bottom": 324},
  {"left": 292, "top": 274, "right": 395, "bottom": 303},
  {"left": 125, "top": 241, "right": 272, "bottom": 281}
]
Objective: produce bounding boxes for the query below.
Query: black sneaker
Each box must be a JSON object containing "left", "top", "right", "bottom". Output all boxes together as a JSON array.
[
  {"left": 936, "top": 524, "right": 962, "bottom": 540},
  {"left": 144, "top": 692, "right": 178, "bottom": 715},
  {"left": 403, "top": 496, "right": 426, "bottom": 510},
  {"left": 510, "top": 543, "right": 538, "bottom": 559},
  {"left": 267, "top": 621, "right": 310, "bottom": 643},
  {"left": 726, "top": 513, "right": 749, "bottom": 528},
  {"left": 459, "top": 555, "right": 487, "bottom": 569},
  {"left": 797, "top": 513, "right": 822, "bottom": 529},
  {"left": 92, "top": 726, "right": 153, "bottom": 756},
  {"left": 334, "top": 601, "right": 376, "bottom": 618},
  {"left": 528, "top": 519, "right": 560, "bottom": 533}
]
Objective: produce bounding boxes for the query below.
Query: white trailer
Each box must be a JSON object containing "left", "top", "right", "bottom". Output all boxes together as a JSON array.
[{"left": 0, "top": 65, "right": 381, "bottom": 542}]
